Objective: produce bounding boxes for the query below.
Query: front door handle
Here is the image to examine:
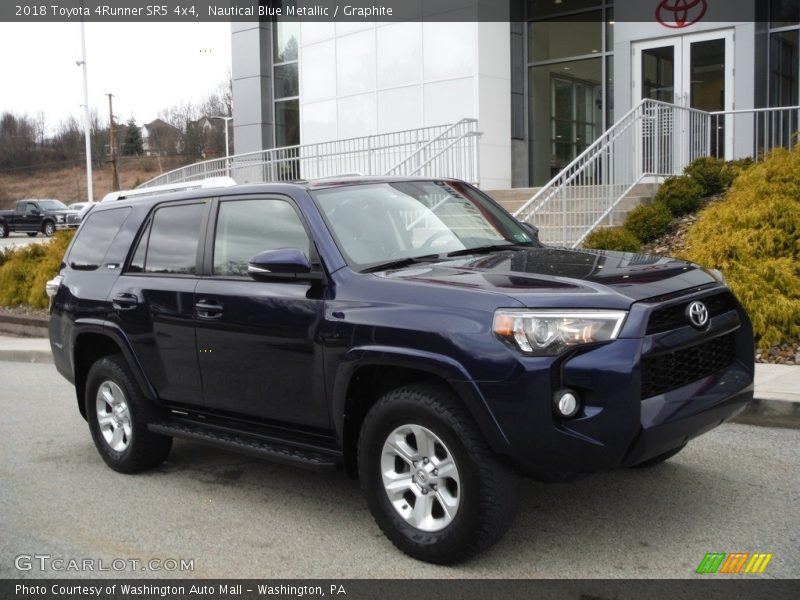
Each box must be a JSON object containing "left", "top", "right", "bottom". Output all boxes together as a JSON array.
[
  {"left": 195, "top": 300, "right": 223, "bottom": 320},
  {"left": 112, "top": 293, "right": 139, "bottom": 311}
]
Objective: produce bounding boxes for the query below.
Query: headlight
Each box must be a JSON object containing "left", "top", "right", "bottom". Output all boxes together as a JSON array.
[
  {"left": 56, "top": 215, "right": 65, "bottom": 222},
  {"left": 493, "top": 309, "right": 627, "bottom": 356}
]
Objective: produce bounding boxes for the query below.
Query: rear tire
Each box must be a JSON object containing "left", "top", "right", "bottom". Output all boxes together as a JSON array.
[
  {"left": 85, "top": 355, "right": 172, "bottom": 473},
  {"left": 0, "top": 223, "right": 8, "bottom": 238},
  {"left": 358, "top": 383, "right": 518, "bottom": 564},
  {"left": 631, "top": 443, "right": 686, "bottom": 468}
]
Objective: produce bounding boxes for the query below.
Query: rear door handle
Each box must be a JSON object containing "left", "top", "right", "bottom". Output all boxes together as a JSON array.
[
  {"left": 195, "top": 300, "right": 223, "bottom": 320},
  {"left": 112, "top": 293, "right": 139, "bottom": 310}
]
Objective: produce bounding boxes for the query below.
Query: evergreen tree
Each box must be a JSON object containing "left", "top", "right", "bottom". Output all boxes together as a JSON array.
[{"left": 121, "top": 118, "right": 143, "bottom": 156}]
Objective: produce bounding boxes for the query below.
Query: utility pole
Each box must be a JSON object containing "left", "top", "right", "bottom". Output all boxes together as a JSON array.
[{"left": 106, "top": 93, "right": 120, "bottom": 191}]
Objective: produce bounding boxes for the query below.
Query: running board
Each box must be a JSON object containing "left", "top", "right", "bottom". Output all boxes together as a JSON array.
[{"left": 149, "top": 420, "right": 342, "bottom": 471}]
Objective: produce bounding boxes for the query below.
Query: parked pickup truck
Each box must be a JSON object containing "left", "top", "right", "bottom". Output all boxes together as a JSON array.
[{"left": 0, "top": 199, "right": 80, "bottom": 238}]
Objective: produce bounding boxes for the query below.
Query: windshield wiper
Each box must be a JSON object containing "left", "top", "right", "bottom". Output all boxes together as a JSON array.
[
  {"left": 446, "top": 244, "right": 530, "bottom": 258},
  {"left": 360, "top": 254, "right": 443, "bottom": 273}
]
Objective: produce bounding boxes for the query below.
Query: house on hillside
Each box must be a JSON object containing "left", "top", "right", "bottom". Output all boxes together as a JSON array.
[{"left": 142, "top": 119, "right": 182, "bottom": 156}]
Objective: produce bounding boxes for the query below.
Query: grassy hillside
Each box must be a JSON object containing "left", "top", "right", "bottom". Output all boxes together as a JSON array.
[{"left": 0, "top": 155, "right": 192, "bottom": 209}]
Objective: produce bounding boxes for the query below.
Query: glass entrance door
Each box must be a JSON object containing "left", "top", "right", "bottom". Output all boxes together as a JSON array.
[{"left": 633, "top": 30, "right": 734, "bottom": 159}]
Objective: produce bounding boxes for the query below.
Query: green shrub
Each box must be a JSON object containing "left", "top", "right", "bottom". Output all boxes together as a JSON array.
[
  {"left": 583, "top": 227, "right": 642, "bottom": 253},
  {"left": 683, "top": 156, "right": 734, "bottom": 197},
  {"left": 0, "top": 231, "right": 74, "bottom": 308},
  {"left": 624, "top": 202, "right": 673, "bottom": 243},
  {"left": 726, "top": 157, "right": 755, "bottom": 178},
  {"left": 654, "top": 175, "right": 704, "bottom": 216},
  {"left": 682, "top": 147, "right": 800, "bottom": 349}
]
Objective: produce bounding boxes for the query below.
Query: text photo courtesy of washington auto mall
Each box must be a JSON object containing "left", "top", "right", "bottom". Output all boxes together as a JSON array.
[{"left": 0, "top": 1, "right": 798, "bottom": 599}]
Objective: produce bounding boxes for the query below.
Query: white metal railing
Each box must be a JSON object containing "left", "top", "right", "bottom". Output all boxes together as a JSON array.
[
  {"left": 515, "top": 101, "right": 800, "bottom": 248},
  {"left": 138, "top": 119, "right": 481, "bottom": 189}
]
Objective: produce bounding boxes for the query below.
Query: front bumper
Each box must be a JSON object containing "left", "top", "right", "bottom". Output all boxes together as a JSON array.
[{"left": 476, "top": 288, "right": 755, "bottom": 480}]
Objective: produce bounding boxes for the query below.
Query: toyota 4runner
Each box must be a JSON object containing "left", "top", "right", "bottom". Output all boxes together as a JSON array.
[{"left": 48, "top": 177, "right": 754, "bottom": 564}]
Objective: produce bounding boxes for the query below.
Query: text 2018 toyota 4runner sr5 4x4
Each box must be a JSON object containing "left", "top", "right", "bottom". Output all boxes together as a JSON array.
[{"left": 48, "top": 178, "right": 754, "bottom": 564}]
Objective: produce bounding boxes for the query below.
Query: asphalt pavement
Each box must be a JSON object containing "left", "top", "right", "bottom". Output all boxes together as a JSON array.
[
  {"left": 0, "top": 233, "right": 46, "bottom": 250},
  {"left": 1, "top": 362, "right": 798, "bottom": 579}
]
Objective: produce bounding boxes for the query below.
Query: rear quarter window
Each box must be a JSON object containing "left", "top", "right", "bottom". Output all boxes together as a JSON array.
[{"left": 67, "top": 207, "right": 132, "bottom": 270}]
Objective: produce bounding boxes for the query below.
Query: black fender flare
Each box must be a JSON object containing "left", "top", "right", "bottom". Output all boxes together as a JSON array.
[
  {"left": 331, "top": 345, "right": 511, "bottom": 454},
  {"left": 71, "top": 320, "right": 160, "bottom": 405}
]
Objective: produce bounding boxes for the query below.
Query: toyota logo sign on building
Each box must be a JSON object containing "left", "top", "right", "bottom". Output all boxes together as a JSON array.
[{"left": 656, "top": 0, "right": 708, "bottom": 28}]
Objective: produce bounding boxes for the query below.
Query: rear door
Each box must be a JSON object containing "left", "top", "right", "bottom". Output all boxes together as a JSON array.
[
  {"left": 194, "top": 195, "right": 328, "bottom": 427},
  {"left": 109, "top": 199, "right": 210, "bottom": 406},
  {"left": 17, "top": 202, "right": 40, "bottom": 232}
]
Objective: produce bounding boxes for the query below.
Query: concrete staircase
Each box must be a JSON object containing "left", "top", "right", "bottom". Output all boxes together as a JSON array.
[{"left": 486, "top": 183, "right": 657, "bottom": 244}]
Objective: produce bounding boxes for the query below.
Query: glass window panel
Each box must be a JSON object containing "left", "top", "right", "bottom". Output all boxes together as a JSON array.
[
  {"left": 690, "top": 39, "right": 725, "bottom": 112},
  {"left": 606, "top": 55, "right": 614, "bottom": 126},
  {"left": 213, "top": 199, "right": 310, "bottom": 277},
  {"left": 275, "top": 99, "right": 300, "bottom": 147},
  {"left": 144, "top": 203, "right": 205, "bottom": 275},
  {"left": 642, "top": 46, "right": 675, "bottom": 103},
  {"left": 553, "top": 79, "right": 574, "bottom": 119},
  {"left": 606, "top": 8, "right": 614, "bottom": 51},
  {"left": 770, "top": 0, "right": 800, "bottom": 27},
  {"left": 527, "top": 0, "right": 602, "bottom": 20},
  {"left": 274, "top": 63, "right": 299, "bottom": 99},
  {"left": 530, "top": 58, "right": 602, "bottom": 185},
  {"left": 68, "top": 208, "right": 131, "bottom": 270},
  {"left": 529, "top": 11, "right": 602, "bottom": 62},
  {"left": 273, "top": 21, "right": 299, "bottom": 63},
  {"left": 770, "top": 30, "right": 799, "bottom": 106}
]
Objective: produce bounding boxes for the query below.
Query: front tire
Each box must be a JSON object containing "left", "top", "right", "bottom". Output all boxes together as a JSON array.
[
  {"left": 42, "top": 221, "right": 55, "bottom": 237},
  {"left": 358, "top": 383, "right": 518, "bottom": 564},
  {"left": 85, "top": 355, "right": 172, "bottom": 473}
]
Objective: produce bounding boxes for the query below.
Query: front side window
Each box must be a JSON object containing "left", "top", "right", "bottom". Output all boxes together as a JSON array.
[
  {"left": 213, "top": 198, "right": 310, "bottom": 277},
  {"left": 313, "top": 181, "right": 535, "bottom": 270},
  {"left": 128, "top": 203, "right": 205, "bottom": 275}
]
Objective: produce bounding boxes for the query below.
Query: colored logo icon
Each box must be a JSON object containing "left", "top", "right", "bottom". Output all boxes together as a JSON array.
[
  {"left": 656, "top": 0, "right": 708, "bottom": 28},
  {"left": 696, "top": 552, "right": 773, "bottom": 574}
]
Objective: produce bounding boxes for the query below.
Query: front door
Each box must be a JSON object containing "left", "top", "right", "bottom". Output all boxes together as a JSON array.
[
  {"left": 194, "top": 195, "right": 328, "bottom": 428},
  {"left": 633, "top": 29, "right": 734, "bottom": 161}
]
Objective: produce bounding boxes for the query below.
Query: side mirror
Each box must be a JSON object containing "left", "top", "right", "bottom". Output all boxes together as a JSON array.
[
  {"left": 520, "top": 222, "right": 540, "bottom": 243},
  {"left": 248, "top": 248, "right": 321, "bottom": 282}
]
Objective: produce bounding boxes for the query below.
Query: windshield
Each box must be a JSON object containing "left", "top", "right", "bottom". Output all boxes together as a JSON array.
[
  {"left": 36, "top": 200, "right": 68, "bottom": 211},
  {"left": 313, "top": 181, "right": 536, "bottom": 271}
]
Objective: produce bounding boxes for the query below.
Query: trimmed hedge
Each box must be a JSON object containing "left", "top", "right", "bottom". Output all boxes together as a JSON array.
[
  {"left": 0, "top": 231, "right": 73, "bottom": 308},
  {"left": 654, "top": 175, "right": 704, "bottom": 216},
  {"left": 583, "top": 227, "right": 642, "bottom": 253},
  {"left": 624, "top": 202, "right": 673, "bottom": 244},
  {"left": 682, "top": 147, "right": 800, "bottom": 348}
]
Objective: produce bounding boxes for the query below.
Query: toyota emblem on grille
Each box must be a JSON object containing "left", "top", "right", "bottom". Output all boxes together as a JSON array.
[{"left": 687, "top": 301, "right": 709, "bottom": 329}]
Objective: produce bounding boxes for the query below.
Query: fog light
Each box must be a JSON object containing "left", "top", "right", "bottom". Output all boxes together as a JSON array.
[{"left": 554, "top": 390, "right": 580, "bottom": 418}]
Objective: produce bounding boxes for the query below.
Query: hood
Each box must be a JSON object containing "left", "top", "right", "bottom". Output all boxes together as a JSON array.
[{"left": 376, "top": 247, "right": 719, "bottom": 308}]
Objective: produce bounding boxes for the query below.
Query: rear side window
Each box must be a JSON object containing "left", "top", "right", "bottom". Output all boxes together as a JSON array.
[
  {"left": 213, "top": 199, "right": 310, "bottom": 277},
  {"left": 68, "top": 207, "right": 131, "bottom": 270},
  {"left": 128, "top": 203, "right": 205, "bottom": 275}
]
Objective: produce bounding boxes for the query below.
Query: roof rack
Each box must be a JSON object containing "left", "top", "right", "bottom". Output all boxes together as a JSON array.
[{"left": 99, "top": 177, "right": 237, "bottom": 203}]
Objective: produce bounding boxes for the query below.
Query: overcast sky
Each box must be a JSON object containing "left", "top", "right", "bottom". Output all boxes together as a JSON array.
[{"left": 0, "top": 22, "right": 232, "bottom": 133}]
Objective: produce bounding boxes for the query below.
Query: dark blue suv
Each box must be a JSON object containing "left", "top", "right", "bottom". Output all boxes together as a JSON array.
[{"left": 48, "top": 177, "right": 754, "bottom": 564}]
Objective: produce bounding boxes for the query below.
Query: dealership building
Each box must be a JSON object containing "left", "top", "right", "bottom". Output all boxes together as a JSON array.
[{"left": 229, "top": 0, "right": 800, "bottom": 191}]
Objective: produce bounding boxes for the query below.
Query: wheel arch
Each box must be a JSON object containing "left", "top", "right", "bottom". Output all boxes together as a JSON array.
[
  {"left": 333, "top": 346, "right": 511, "bottom": 478},
  {"left": 72, "top": 325, "right": 158, "bottom": 420}
]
